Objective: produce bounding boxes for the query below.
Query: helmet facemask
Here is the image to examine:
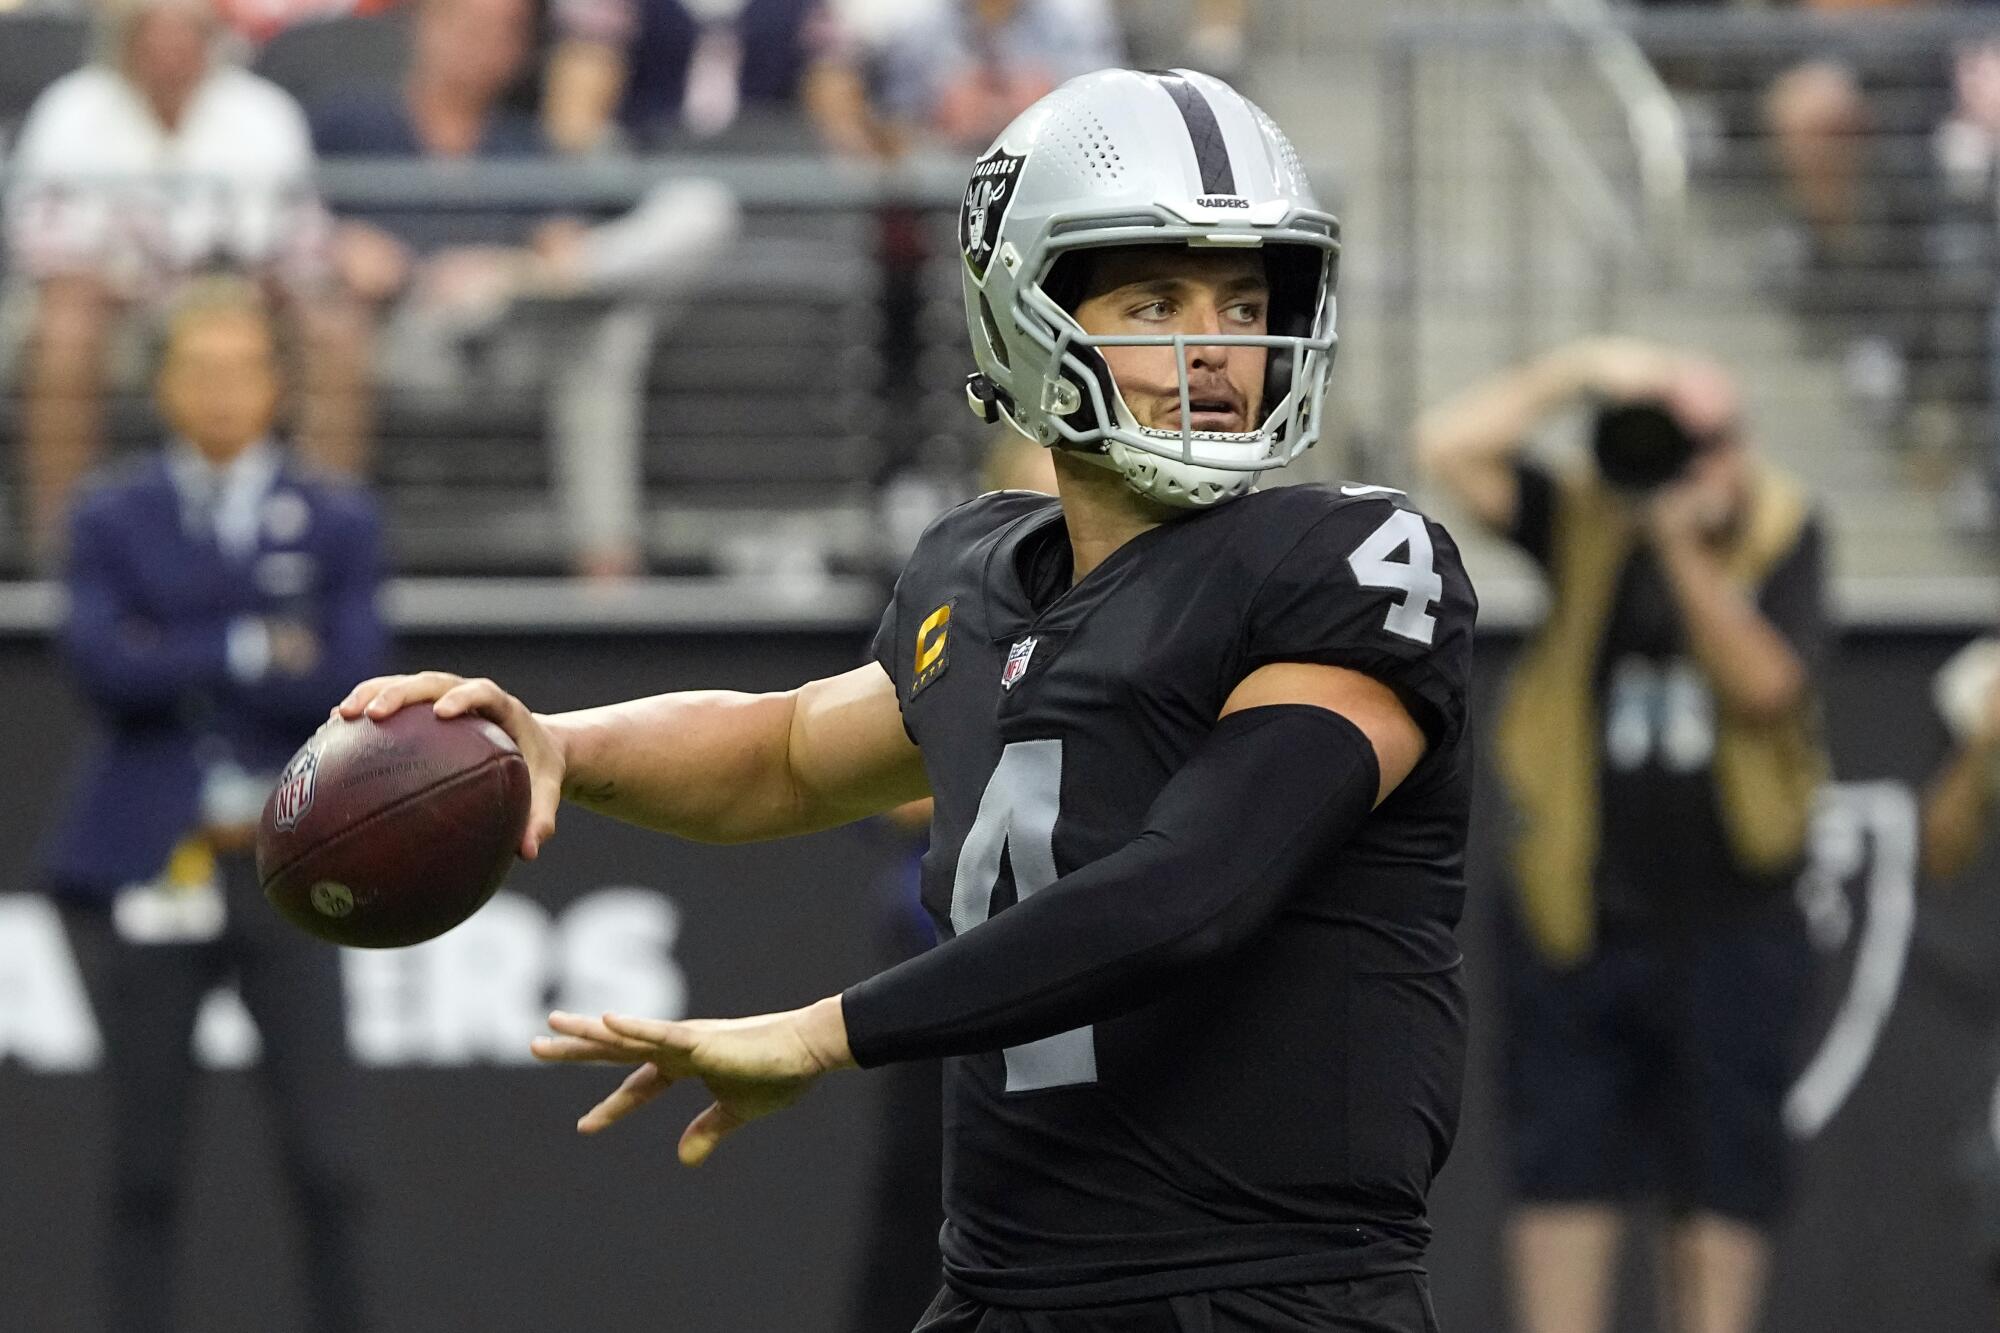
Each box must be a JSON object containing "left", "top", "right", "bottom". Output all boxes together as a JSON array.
[{"left": 994, "top": 236, "right": 1338, "bottom": 507}]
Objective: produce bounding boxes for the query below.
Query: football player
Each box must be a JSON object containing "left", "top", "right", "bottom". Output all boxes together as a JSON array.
[{"left": 342, "top": 68, "right": 1477, "bottom": 1332}]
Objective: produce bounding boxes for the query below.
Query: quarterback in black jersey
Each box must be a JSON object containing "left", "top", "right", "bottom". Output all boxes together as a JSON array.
[{"left": 341, "top": 69, "right": 1476, "bottom": 1332}]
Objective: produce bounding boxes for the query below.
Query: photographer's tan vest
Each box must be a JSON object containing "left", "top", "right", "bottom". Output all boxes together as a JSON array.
[{"left": 1494, "top": 465, "right": 1827, "bottom": 966}]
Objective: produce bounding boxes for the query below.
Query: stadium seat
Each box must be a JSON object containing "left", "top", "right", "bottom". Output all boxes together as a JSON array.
[{"left": 0, "top": 14, "right": 90, "bottom": 149}]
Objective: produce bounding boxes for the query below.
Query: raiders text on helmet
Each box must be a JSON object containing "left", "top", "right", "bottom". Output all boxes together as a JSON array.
[{"left": 958, "top": 68, "right": 1340, "bottom": 508}]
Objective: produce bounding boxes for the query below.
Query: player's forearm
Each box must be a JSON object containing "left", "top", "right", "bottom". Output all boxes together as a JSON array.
[
  {"left": 543, "top": 690, "right": 810, "bottom": 843},
  {"left": 1655, "top": 533, "right": 1808, "bottom": 721},
  {"left": 1922, "top": 736, "right": 2000, "bottom": 883}
]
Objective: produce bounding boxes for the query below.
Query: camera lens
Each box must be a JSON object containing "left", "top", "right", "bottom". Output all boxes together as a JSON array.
[{"left": 1592, "top": 400, "right": 1697, "bottom": 492}]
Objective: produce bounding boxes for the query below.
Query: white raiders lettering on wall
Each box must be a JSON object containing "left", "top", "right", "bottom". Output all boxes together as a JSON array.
[
  {"left": 0, "top": 887, "right": 687, "bottom": 1071},
  {"left": 0, "top": 788, "right": 1920, "bottom": 1143}
]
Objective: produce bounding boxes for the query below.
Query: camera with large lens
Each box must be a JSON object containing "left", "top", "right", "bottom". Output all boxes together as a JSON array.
[{"left": 1592, "top": 399, "right": 1696, "bottom": 493}]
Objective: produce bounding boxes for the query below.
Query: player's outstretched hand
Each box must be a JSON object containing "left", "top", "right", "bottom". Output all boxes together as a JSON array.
[
  {"left": 334, "top": 671, "right": 565, "bottom": 859},
  {"left": 530, "top": 998, "right": 855, "bottom": 1166}
]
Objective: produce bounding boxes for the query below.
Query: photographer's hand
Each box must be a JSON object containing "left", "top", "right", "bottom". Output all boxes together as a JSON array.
[
  {"left": 1416, "top": 335, "right": 1677, "bottom": 536},
  {"left": 1643, "top": 454, "right": 1737, "bottom": 549},
  {"left": 1565, "top": 336, "right": 1675, "bottom": 402},
  {"left": 1648, "top": 474, "right": 1809, "bottom": 727}
]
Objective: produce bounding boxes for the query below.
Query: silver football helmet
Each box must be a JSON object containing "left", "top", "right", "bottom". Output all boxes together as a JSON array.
[{"left": 959, "top": 67, "right": 1340, "bottom": 508}]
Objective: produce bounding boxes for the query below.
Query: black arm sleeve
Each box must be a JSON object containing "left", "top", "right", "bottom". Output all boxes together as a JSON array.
[{"left": 840, "top": 704, "right": 1382, "bottom": 1068}]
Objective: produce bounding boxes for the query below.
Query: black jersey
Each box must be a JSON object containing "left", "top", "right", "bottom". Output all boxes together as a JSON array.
[{"left": 865, "top": 482, "right": 1478, "bottom": 1308}]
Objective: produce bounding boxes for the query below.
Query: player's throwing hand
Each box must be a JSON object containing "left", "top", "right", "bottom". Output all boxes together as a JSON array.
[
  {"left": 529, "top": 999, "right": 855, "bottom": 1165},
  {"left": 334, "top": 672, "right": 566, "bottom": 860}
]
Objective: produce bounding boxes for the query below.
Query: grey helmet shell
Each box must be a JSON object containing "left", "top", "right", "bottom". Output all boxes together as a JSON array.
[{"left": 959, "top": 67, "right": 1340, "bottom": 508}]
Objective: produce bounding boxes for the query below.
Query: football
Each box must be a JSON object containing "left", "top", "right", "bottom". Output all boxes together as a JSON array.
[{"left": 256, "top": 707, "right": 532, "bottom": 948}]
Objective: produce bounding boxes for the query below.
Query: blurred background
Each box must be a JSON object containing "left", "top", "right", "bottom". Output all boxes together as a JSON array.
[{"left": 1, "top": 0, "right": 1999, "bottom": 1330}]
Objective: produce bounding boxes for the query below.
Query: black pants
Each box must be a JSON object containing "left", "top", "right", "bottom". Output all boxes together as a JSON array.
[
  {"left": 913, "top": 1274, "right": 1441, "bottom": 1333},
  {"left": 1500, "top": 904, "right": 1813, "bottom": 1226},
  {"left": 59, "top": 849, "right": 365, "bottom": 1333}
]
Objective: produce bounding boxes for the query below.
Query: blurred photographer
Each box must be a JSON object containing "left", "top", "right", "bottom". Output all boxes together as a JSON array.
[
  {"left": 1923, "top": 636, "right": 2000, "bottom": 885},
  {"left": 40, "top": 277, "right": 386, "bottom": 1333},
  {"left": 1418, "top": 337, "right": 1830, "bottom": 1333}
]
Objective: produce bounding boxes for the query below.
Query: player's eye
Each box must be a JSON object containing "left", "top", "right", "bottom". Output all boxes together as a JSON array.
[
  {"left": 1130, "top": 299, "right": 1175, "bottom": 322},
  {"left": 1225, "top": 300, "right": 1266, "bottom": 325}
]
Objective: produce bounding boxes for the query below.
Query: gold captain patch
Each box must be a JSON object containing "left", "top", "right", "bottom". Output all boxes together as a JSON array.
[{"left": 912, "top": 601, "right": 954, "bottom": 698}]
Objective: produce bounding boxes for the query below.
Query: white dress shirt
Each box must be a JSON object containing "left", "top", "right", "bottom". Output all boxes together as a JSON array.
[{"left": 3, "top": 63, "right": 328, "bottom": 295}]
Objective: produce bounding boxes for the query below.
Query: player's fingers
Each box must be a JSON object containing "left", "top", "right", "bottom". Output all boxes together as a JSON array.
[
  {"left": 528, "top": 1034, "right": 633, "bottom": 1064},
  {"left": 431, "top": 676, "right": 516, "bottom": 723},
  {"left": 335, "top": 675, "right": 403, "bottom": 719},
  {"left": 578, "top": 1062, "right": 672, "bottom": 1135},
  {"left": 677, "top": 1101, "right": 747, "bottom": 1167},
  {"left": 522, "top": 764, "right": 562, "bottom": 860},
  {"left": 356, "top": 671, "right": 466, "bottom": 721},
  {"left": 522, "top": 783, "right": 559, "bottom": 860},
  {"left": 601, "top": 1012, "right": 694, "bottom": 1050},
  {"left": 546, "top": 1010, "right": 656, "bottom": 1055}
]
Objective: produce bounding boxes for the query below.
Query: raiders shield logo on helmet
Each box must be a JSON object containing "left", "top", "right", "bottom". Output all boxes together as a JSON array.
[
  {"left": 270, "top": 744, "right": 321, "bottom": 832},
  {"left": 961, "top": 147, "right": 1026, "bottom": 280}
]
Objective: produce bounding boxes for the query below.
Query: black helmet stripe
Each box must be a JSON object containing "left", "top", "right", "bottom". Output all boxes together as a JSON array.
[{"left": 1146, "top": 71, "right": 1237, "bottom": 196}]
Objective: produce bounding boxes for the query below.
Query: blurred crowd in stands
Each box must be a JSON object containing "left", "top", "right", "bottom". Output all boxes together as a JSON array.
[
  {"left": 1623, "top": 0, "right": 2000, "bottom": 532},
  {"left": 0, "top": 0, "right": 1249, "bottom": 578},
  {"left": 10, "top": 0, "right": 2000, "bottom": 586}
]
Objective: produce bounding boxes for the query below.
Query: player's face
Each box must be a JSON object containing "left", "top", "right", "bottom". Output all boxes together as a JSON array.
[
  {"left": 419, "top": 0, "right": 533, "bottom": 100},
  {"left": 1072, "top": 249, "right": 1269, "bottom": 435},
  {"left": 157, "top": 312, "right": 283, "bottom": 464},
  {"left": 125, "top": 5, "right": 212, "bottom": 111}
]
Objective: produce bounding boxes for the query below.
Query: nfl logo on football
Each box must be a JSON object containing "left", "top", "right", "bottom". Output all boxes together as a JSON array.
[
  {"left": 1001, "top": 637, "right": 1038, "bottom": 691},
  {"left": 271, "top": 747, "right": 320, "bottom": 831}
]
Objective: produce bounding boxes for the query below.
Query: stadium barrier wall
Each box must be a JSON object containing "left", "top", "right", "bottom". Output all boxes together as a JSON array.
[{"left": 0, "top": 619, "right": 1996, "bottom": 1332}]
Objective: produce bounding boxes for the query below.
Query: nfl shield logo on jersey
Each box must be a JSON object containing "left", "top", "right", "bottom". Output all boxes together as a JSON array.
[
  {"left": 270, "top": 744, "right": 320, "bottom": 831},
  {"left": 1001, "top": 636, "right": 1038, "bottom": 691}
]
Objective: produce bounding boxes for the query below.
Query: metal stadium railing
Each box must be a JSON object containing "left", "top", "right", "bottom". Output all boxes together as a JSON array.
[{"left": 1371, "top": 8, "right": 2000, "bottom": 584}]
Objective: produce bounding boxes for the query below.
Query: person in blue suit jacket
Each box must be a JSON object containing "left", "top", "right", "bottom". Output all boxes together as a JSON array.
[{"left": 42, "top": 277, "right": 387, "bottom": 1333}]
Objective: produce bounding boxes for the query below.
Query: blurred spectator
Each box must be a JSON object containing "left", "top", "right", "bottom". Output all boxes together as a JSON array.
[
  {"left": 543, "top": 0, "right": 824, "bottom": 153},
  {"left": 1938, "top": 38, "right": 2000, "bottom": 525},
  {"left": 1184, "top": 0, "right": 1247, "bottom": 79},
  {"left": 309, "top": 0, "right": 541, "bottom": 158},
  {"left": 1922, "top": 635, "right": 2000, "bottom": 1299},
  {"left": 1922, "top": 635, "right": 2000, "bottom": 881},
  {"left": 804, "top": 0, "right": 1123, "bottom": 158},
  {"left": 2, "top": 0, "right": 369, "bottom": 565},
  {"left": 1761, "top": 4, "right": 1972, "bottom": 307},
  {"left": 1761, "top": 1, "right": 1977, "bottom": 262},
  {"left": 1418, "top": 337, "right": 1830, "bottom": 1333},
  {"left": 1762, "top": 14, "right": 2000, "bottom": 525},
  {"left": 313, "top": 0, "right": 739, "bottom": 579},
  {"left": 40, "top": 277, "right": 386, "bottom": 1333}
]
